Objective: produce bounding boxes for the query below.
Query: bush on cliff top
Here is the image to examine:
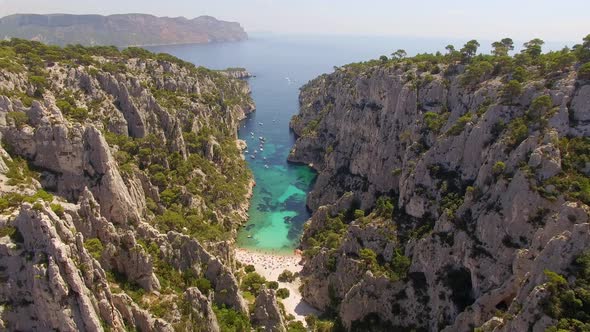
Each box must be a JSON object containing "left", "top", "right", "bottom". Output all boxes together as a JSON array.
[{"left": 543, "top": 251, "right": 590, "bottom": 331}]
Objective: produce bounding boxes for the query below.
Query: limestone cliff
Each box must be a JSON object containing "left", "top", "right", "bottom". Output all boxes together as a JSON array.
[
  {"left": 0, "top": 40, "right": 254, "bottom": 331},
  {"left": 290, "top": 39, "right": 590, "bottom": 331}
]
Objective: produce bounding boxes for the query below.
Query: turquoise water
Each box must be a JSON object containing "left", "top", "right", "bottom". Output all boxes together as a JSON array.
[{"left": 148, "top": 34, "right": 458, "bottom": 253}]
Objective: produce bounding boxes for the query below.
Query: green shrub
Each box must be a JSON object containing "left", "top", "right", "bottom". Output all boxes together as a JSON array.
[
  {"left": 545, "top": 137, "right": 590, "bottom": 205},
  {"left": 276, "top": 288, "right": 290, "bottom": 299},
  {"left": 0, "top": 58, "right": 24, "bottom": 73},
  {"left": 84, "top": 238, "right": 104, "bottom": 260},
  {"left": 50, "top": 203, "right": 65, "bottom": 216},
  {"left": 0, "top": 190, "right": 54, "bottom": 212},
  {"left": 287, "top": 321, "right": 306, "bottom": 332},
  {"left": 213, "top": 305, "right": 251, "bottom": 332},
  {"left": 195, "top": 277, "right": 212, "bottom": 295},
  {"left": 424, "top": 111, "right": 448, "bottom": 134},
  {"left": 578, "top": 62, "right": 590, "bottom": 80},
  {"left": 278, "top": 270, "right": 295, "bottom": 283},
  {"left": 29, "top": 189, "right": 53, "bottom": 203},
  {"left": 492, "top": 161, "right": 506, "bottom": 176},
  {"left": 305, "top": 315, "right": 336, "bottom": 332},
  {"left": 7, "top": 111, "right": 29, "bottom": 128},
  {"left": 32, "top": 202, "right": 43, "bottom": 211},
  {"left": 303, "top": 215, "right": 346, "bottom": 259},
  {"left": 375, "top": 196, "right": 394, "bottom": 217},
  {"left": 447, "top": 113, "right": 473, "bottom": 136},
  {"left": 5, "top": 157, "right": 36, "bottom": 185},
  {"left": 527, "top": 95, "right": 553, "bottom": 123},
  {"left": 244, "top": 264, "right": 255, "bottom": 273},
  {"left": 354, "top": 209, "right": 365, "bottom": 219},
  {"left": 506, "top": 118, "right": 529, "bottom": 149},
  {"left": 512, "top": 66, "right": 528, "bottom": 82},
  {"left": 240, "top": 272, "right": 267, "bottom": 296},
  {"left": 0, "top": 225, "right": 23, "bottom": 242},
  {"left": 461, "top": 60, "right": 493, "bottom": 86},
  {"left": 543, "top": 251, "right": 590, "bottom": 331},
  {"left": 267, "top": 281, "right": 279, "bottom": 290},
  {"left": 389, "top": 249, "right": 411, "bottom": 281},
  {"left": 28, "top": 75, "right": 47, "bottom": 92},
  {"left": 56, "top": 99, "right": 89, "bottom": 121},
  {"left": 359, "top": 248, "right": 378, "bottom": 270},
  {"left": 501, "top": 80, "right": 523, "bottom": 103}
]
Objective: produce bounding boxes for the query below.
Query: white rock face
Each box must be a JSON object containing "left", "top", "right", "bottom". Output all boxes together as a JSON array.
[
  {"left": 252, "top": 287, "right": 287, "bottom": 332},
  {"left": 0, "top": 53, "right": 255, "bottom": 330},
  {"left": 0, "top": 203, "right": 124, "bottom": 331},
  {"left": 290, "top": 62, "right": 590, "bottom": 331}
]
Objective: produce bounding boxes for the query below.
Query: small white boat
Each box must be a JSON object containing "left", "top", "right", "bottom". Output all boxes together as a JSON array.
[
  {"left": 245, "top": 150, "right": 249, "bottom": 154},
  {"left": 254, "top": 150, "right": 258, "bottom": 154},
  {"left": 263, "top": 157, "right": 267, "bottom": 160},
  {"left": 264, "top": 165, "right": 269, "bottom": 169},
  {"left": 250, "top": 155, "right": 255, "bottom": 159},
  {"left": 260, "top": 148, "right": 264, "bottom": 151},
  {"left": 258, "top": 122, "right": 263, "bottom": 126}
]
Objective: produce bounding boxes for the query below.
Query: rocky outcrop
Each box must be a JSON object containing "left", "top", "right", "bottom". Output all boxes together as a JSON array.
[
  {"left": 252, "top": 287, "right": 287, "bottom": 332},
  {"left": 291, "top": 54, "right": 590, "bottom": 331},
  {"left": 3, "top": 116, "right": 143, "bottom": 224},
  {"left": 0, "top": 202, "right": 126, "bottom": 331},
  {"left": 184, "top": 287, "right": 220, "bottom": 332},
  {"left": 222, "top": 68, "right": 253, "bottom": 79},
  {"left": 0, "top": 41, "right": 254, "bottom": 331},
  {"left": 0, "top": 13, "right": 248, "bottom": 47}
]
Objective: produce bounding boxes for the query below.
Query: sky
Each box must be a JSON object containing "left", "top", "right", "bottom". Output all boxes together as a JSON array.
[{"left": 0, "top": 0, "right": 589, "bottom": 43}]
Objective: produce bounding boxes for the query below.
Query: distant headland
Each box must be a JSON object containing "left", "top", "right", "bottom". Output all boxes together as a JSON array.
[{"left": 0, "top": 13, "right": 248, "bottom": 46}]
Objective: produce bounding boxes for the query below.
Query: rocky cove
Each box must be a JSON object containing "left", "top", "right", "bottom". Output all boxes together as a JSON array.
[
  {"left": 0, "top": 33, "right": 589, "bottom": 332},
  {"left": 0, "top": 41, "right": 264, "bottom": 331}
]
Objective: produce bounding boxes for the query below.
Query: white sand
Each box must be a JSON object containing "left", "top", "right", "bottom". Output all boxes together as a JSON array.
[{"left": 235, "top": 248, "right": 321, "bottom": 323}]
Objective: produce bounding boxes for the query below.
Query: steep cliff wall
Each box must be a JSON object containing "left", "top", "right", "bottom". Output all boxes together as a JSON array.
[
  {"left": 290, "top": 40, "right": 590, "bottom": 331},
  {"left": 0, "top": 40, "right": 256, "bottom": 331}
]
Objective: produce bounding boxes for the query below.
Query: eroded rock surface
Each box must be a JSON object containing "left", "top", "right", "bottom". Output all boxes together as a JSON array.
[
  {"left": 0, "top": 41, "right": 254, "bottom": 331},
  {"left": 290, "top": 57, "right": 590, "bottom": 331}
]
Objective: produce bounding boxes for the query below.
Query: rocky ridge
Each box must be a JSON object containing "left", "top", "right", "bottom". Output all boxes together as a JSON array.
[
  {"left": 0, "top": 39, "right": 287, "bottom": 331},
  {"left": 290, "top": 38, "right": 590, "bottom": 331}
]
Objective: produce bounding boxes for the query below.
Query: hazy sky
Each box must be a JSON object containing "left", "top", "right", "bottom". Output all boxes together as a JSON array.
[{"left": 1, "top": 0, "right": 589, "bottom": 43}]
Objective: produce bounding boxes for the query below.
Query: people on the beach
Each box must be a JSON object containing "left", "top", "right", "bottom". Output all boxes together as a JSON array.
[{"left": 235, "top": 248, "right": 301, "bottom": 280}]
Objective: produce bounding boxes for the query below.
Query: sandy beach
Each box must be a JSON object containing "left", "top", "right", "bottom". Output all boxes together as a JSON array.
[{"left": 235, "top": 248, "right": 321, "bottom": 323}]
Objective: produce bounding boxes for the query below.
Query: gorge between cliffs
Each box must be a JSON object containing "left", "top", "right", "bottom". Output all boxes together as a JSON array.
[{"left": 0, "top": 33, "right": 589, "bottom": 332}]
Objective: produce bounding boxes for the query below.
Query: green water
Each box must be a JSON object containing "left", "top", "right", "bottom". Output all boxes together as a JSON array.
[{"left": 236, "top": 153, "right": 316, "bottom": 254}]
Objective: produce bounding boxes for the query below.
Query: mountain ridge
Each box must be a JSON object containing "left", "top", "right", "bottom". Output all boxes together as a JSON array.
[{"left": 0, "top": 13, "right": 248, "bottom": 47}]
